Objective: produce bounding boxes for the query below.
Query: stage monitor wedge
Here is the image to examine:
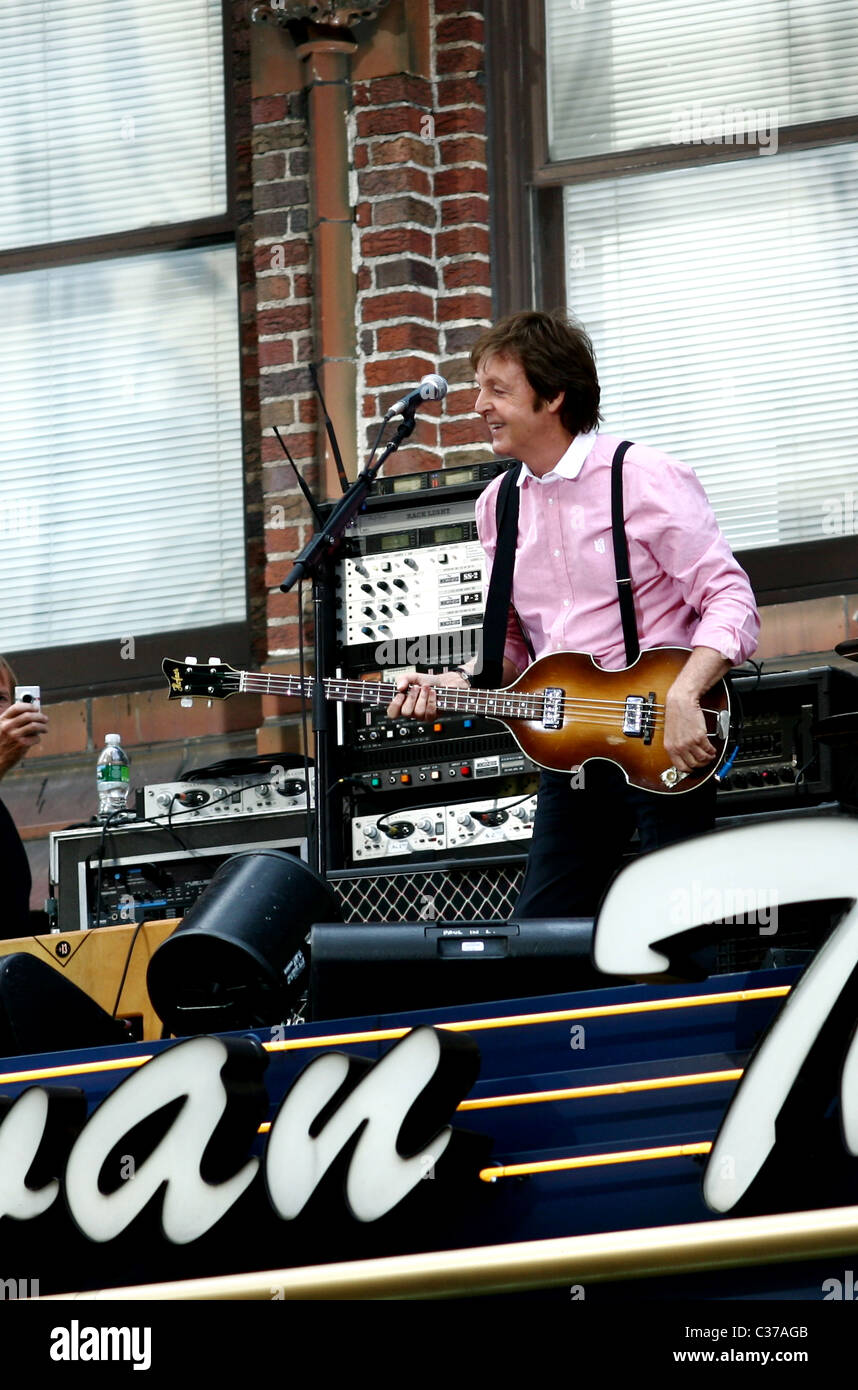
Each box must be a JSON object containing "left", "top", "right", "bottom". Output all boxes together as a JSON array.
[{"left": 308, "top": 918, "right": 603, "bottom": 1020}]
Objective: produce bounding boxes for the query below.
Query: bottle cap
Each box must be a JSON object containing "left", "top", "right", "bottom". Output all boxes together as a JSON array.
[{"left": 105, "top": 733, "right": 122, "bottom": 745}]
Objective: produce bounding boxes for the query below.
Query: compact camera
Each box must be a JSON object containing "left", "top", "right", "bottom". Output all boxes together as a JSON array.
[{"left": 14, "top": 685, "right": 41, "bottom": 709}]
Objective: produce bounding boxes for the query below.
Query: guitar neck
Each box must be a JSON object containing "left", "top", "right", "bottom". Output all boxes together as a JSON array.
[{"left": 237, "top": 670, "right": 541, "bottom": 720}]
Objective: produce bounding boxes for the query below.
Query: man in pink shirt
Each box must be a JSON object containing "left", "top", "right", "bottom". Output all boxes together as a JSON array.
[{"left": 388, "top": 311, "right": 760, "bottom": 917}]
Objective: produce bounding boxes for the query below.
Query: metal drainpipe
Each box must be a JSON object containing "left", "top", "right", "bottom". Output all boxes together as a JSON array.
[{"left": 294, "top": 31, "right": 359, "bottom": 499}]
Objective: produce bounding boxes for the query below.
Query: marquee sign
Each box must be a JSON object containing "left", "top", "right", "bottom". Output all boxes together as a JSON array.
[
  {"left": 1, "top": 814, "right": 857, "bottom": 1298},
  {"left": 0, "top": 1026, "right": 481, "bottom": 1247}
]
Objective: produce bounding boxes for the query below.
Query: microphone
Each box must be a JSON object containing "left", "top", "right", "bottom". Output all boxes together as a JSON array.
[{"left": 384, "top": 373, "right": 448, "bottom": 419}]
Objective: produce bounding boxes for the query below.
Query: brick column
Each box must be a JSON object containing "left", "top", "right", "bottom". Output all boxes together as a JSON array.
[
  {"left": 251, "top": 0, "right": 494, "bottom": 756},
  {"left": 354, "top": 0, "right": 491, "bottom": 475}
]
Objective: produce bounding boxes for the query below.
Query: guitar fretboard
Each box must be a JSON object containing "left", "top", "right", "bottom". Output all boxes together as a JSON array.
[{"left": 236, "top": 672, "right": 544, "bottom": 721}]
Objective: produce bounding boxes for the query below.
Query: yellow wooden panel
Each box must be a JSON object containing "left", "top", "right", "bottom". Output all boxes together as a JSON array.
[{"left": 0, "top": 919, "right": 179, "bottom": 1042}]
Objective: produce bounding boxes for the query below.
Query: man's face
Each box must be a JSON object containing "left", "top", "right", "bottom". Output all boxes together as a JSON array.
[
  {"left": 474, "top": 353, "right": 555, "bottom": 461},
  {"left": 0, "top": 675, "right": 11, "bottom": 715}
]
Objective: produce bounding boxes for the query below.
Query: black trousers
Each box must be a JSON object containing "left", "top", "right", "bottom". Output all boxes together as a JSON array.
[{"left": 515, "top": 762, "right": 718, "bottom": 919}]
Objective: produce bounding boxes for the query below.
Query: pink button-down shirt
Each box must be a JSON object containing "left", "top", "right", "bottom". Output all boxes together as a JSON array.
[{"left": 475, "top": 431, "right": 760, "bottom": 674}]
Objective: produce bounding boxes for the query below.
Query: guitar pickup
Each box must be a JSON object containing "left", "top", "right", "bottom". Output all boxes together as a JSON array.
[
  {"left": 541, "top": 687, "right": 564, "bottom": 731},
  {"left": 623, "top": 692, "right": 656, "bottom": 743},
  {"left": 623, "top": 695, "right": 646, "bottom": 737}
]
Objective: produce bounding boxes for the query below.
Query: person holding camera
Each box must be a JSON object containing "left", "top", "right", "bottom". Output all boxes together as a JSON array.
[{"left": 0, "top": 656, "right": 49, "bottom": 937}]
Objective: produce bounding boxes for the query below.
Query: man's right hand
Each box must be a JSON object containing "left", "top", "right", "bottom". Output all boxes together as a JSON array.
[
  {"left": 0, "top": 700, "right": 49, "bottom": 777},
  {"left": 386, "top": 671, "right": 469, "bottom": 720}
]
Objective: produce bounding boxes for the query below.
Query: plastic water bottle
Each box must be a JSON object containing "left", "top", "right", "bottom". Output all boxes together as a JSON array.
[{"left": 96, "top": 734, "right": 130, "bottom": 819}]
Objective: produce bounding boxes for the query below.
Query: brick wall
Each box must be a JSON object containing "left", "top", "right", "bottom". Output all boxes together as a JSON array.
[
  {"left": 353, "top": 41, "right": 492, "bottom": 473},
  {"left": 254, "top": 1, "right": 492, "bottom": 691},
  {"left": 251, "top": 88, "right": 316, "bottom": 673}
]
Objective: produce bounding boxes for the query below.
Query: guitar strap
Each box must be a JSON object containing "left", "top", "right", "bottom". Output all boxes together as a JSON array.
[
  {"left": 475, "top": 440, "right": 640, "bottom": 686},
  {"left": 610, "top": 440, "right": 640, "bottom": 665}
]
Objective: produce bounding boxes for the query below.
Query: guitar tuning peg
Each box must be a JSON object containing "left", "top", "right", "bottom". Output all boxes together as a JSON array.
[
  {"left": 181, "top": 698, "right": 194, "bottom": 708},
  {"left": 208, "top": 656, "right": 221, "bottom": 664},
  {"left": 184, "top": 656, "right": 198, "bottom": 665}
]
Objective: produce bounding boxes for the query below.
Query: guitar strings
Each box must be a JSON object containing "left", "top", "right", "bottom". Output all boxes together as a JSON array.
[
  {"left": 221, "top": 676, "right": 718, "bottom": 717},
  {"left": 228, "top": 681, "right": 667, "bottom": 723},
  {"left": 211, "top": 675, "right": 730, "bottom": 733},
  {"left": 229, "top": 674, "right": 667, "bottom": 711},
  {"left": 226, "top": 675, "right": 716, "bottom": 719}
]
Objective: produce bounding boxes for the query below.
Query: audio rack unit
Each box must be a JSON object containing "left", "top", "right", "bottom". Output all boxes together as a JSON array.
[
  {"left": 324, "top": 457, "right": 539, "bottom": 872},
  {"left": 370, "top": 460, "right": 510, "bottom": 498},
  {"left": 350, "top": 789, "right": 538, "bottom": 863},
  {"left": 141, "top": 768, "right": 313, "bottom": 822},
  {"left": 49, "top": 814, "right": 310, "bottom": 934},
  {"left": 719, "top": 664, "right": 858, "bottom": 810},
  {"left": 336, "top": 498, "right": 487, "bottom": 666}
]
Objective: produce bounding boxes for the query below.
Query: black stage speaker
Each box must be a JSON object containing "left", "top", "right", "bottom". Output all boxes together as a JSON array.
[
  {"left": 0, "top": 954, "right": 129, "bottom": 1058},
  {"left": 148, "top": 850, "right": 342, "bottom": 1034},
  {"left": 308, "top": 918, "right": 604, "bottom": 1020}
]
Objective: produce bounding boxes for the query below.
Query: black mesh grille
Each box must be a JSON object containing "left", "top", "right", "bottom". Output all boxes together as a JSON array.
[{"left": 331, "top": 862, "right": 525, "bottom": 923}]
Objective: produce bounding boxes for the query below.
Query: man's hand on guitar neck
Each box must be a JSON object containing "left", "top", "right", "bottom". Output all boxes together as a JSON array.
[
  {"left": 386, "top": 669, "right": 469, "bottom": 721},
  {"left": 664, "top": 645, "right": 732, "bottom": 774},
  {"left": 386, "top": 656, "right": 519, "bottom": 720}
]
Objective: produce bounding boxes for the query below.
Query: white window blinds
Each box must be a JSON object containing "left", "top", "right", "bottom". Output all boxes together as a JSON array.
[
  {"left": 546, "top": 0, "right": 858, "bottom": 161},
  {"left": 563, "top": 143, "right": 858, "bottom": 550},
  {"left": 548, "top": 1, "right": 858, "bottom": 551},
  {"left": 0, "top": 245, "right": 245, "bottom": 650},
  {"left": 0, "top": 0, "right": 227, "bottom": 249}
]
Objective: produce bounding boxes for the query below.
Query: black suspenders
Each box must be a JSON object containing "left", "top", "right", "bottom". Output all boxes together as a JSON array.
[{"left": 610, "top": 440, "right": 640, "bottom": 665}]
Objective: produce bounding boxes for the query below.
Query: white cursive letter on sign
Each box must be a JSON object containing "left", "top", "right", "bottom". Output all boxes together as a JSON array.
[
  {"left": 265, "top": 1026, "right": 477, "bottom": 1222},
  {"left": 64, "top": 1035, "right": 265, "bottom": 1244},
  {"left": 592, "top": 816, "right": 858, "bottom": 1212}
]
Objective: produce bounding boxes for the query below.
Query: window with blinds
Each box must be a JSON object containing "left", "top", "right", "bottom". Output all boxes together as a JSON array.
[
  {"left": 0, "top": 0, "right": 228, "bottom": 247},
  {"left": 546, "top": 0, "right": 858, "bottom": 162},
  {"left": 545, "top": 0, "right": 858, "bottom": 553},
  {"left": 0, "top": 0, "right": 244, "bottom": 666},
  {"left": 0, "top": 245, "right": 244, "bottom": 649}
]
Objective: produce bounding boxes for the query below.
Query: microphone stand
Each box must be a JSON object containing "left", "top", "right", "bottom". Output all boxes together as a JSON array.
[{"left": 280, "top": 410, "right": 418, "bottom": 878}]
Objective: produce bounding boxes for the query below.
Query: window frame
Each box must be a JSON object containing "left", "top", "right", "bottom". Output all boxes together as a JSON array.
[
  {"left": 0, "top": 0, "right": 251, "bottom": 698},
  {"left": 485, "top": 0, "right": 858, "bottom": 603}
]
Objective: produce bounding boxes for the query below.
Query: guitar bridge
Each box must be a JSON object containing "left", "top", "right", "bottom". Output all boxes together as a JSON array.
[
  {"left": 622, "top": 692, "right": 657, "bottom": 743},
  {"left": 542, "top": 687, "right": 564, "bottom": 731}
]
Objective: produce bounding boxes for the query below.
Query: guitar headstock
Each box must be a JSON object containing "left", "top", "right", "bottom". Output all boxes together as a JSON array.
[{"left": 162, "top": 657, "right": 239, "bottom": 705}]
